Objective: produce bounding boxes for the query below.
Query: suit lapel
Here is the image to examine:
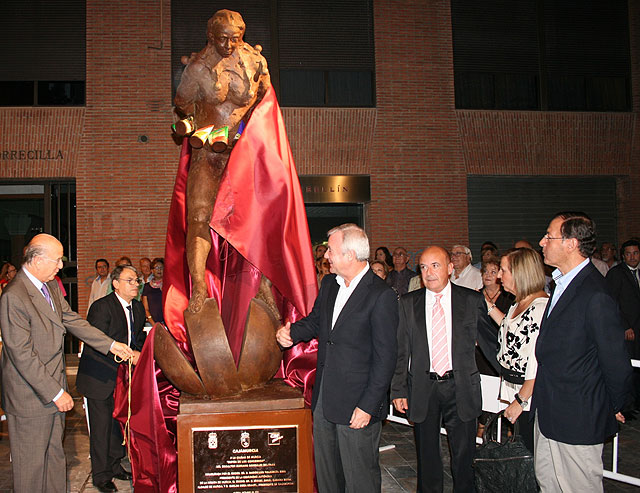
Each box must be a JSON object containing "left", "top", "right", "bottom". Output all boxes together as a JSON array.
[
  {"left": 109, "top": 293, "right": 129, "bottom": 343},
  {"left": 331, "top": 270, "right": 372, "bottom": 332},
  {"left": 544, "top": 262, "right": 593, "bottom": 325},
  {"left": 450, "top": 284, "right": 464, "bottom": 360},
  {"left": 622, "top": 267, "right": 640, "bottom": 298},
  {"left": 48, "top": 280, "right": 64, "bottom": 316},
  {"left": 325, "top": 277, "right": 340, "bottom": 333},
  {"left": 413, "top": 289, "right": 429, "bottom": 368},
  {"left": 19, "top": 273, "right": 64, "bottom": 329}
]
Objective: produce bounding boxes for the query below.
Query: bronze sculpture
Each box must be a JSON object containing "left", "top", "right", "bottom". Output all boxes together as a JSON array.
[
  {"left": 157, "top": 10, "right": 282, "bottom": 398},
  {"left": 174, "top": 9, "right": 270, "bottom": 314}
]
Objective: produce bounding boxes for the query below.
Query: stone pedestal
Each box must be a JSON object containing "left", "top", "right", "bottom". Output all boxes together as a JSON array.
[{"left": 177, "top": 380, "right": 314, "bottom": 492}]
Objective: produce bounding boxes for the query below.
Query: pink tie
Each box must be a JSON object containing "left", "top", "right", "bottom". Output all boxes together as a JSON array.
[{"left": 431, "top": 293, "right": 450, "bottom": 376}]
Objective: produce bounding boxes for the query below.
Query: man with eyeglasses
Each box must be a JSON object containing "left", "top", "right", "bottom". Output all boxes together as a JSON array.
[
  {"left": 77, "top": 264, "right": 147, "bottom": 492},
  {"left": 533, "top": 212, "right": 632, "bottom": 491},
  {"left": 386, "top": 247, "right": 416, "bottom": 296},
  {"left": 0, "top": 234, "right": 134, "bottom": 493},
  {"left": 450, "top": 244, "right": 483, "bottom": 291}
]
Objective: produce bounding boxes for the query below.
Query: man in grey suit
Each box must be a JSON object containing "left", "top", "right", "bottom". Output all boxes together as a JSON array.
[
  {"left": 276, "top": 224, "right": 398, "bottom": 493},
  {"left": 391, "top": 246, "right": 492, "bottom": 493},
  {"left": 0, "top": 234, "right": 134, "bottom": 493}
]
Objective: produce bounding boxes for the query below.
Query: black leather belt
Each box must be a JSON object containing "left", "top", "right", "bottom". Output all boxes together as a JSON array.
[{"left": 429, "top": 370, "right": 454, "bottom": 380}]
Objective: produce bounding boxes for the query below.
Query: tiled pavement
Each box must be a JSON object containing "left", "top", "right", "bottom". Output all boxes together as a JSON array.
[{"left": 0, "top": 358, "right": 638, "bottom": 492}]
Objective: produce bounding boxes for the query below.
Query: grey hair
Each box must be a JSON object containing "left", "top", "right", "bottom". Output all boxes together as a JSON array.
[
  {"left": 452, "top": 244, "right": 472, "bottom": 262},
  {"left": 111, "top": 265, "right": 140, "bottom": 284},
  {"left": 23, "top": 244, "right": 48, "bottom": 265},
  {"left": 327, "top": 223, "right": 370, "bottom": 261}
]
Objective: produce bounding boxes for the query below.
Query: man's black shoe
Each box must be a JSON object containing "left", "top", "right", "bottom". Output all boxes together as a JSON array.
[
  {"left": 94, "top": 480, "right": 118, "bottom": 492},
  {"left": 113, "top": 470, "right": 133, "bottom": 481}
]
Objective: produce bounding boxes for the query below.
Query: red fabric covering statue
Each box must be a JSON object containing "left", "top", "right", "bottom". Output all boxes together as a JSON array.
[{"left": 113, "top": 86, "right": 318, "bottom": 492}]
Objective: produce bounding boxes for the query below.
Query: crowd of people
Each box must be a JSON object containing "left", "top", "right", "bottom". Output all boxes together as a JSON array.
[
  {"left": 0, "top": 214, "right": 637, "bottom": 492},
  {"left": 299, "top": 212, "right": 636, "bottom": 492}
]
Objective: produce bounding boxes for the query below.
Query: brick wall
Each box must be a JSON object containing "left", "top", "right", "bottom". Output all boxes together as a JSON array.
[{"left": 1, "top": 0, "right": 639, "bottom": 309}]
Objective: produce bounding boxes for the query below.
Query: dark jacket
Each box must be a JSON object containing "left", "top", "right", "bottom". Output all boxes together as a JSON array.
[
  {"left": 290, "top": 269, "right": 399, "bottom": 425},
  {"left": 76, "top": 292, "right": 146, "bottom": 400},
  {"left": 391, "top": 283, "right": 490, "bottom": 423},
  {"left": 533, "top": 261, "right": 632, "bottom": 444}
]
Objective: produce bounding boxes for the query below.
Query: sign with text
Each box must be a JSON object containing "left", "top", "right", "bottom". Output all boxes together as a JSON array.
[
  {"left": 299, "top": 175, "right": 370, "bottom": 203},
  {"left": 192, "top": 425, "right": 298, "bottom": 492}
]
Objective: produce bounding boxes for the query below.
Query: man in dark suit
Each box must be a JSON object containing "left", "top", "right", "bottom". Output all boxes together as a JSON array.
[
  {"left": 391, "top": 246, "right": 490, "bottom": 493},
  {"left": 0, "top": 234, "right": 133, "bottom": 493},
  {"left": 606, "top": 239, "right": 640, "bottom": 410},
  {"left": 76, "top": 264, "right": 147, "bottom": 492},
  {"left": 276, "top": 223, "right": 398, "bottom": 493},
  {"left": 535, "top": 212, "right": 632, "bottom": 491}
]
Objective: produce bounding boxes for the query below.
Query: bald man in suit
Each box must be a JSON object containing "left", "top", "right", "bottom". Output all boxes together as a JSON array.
[{"left": 0, "top": 234, "right": 133, "bottom": 493}]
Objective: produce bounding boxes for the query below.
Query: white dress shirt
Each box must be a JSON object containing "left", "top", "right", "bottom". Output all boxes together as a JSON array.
[
  {"left": 548, "top": 257, "right": 590, "bottom": 314},
  {"left": 331, "top": 263, "right": 370, "bottom": 330},
  {"left": 424, "top": 282, "right": 453, "bottom": 372},
  {"left": 114, "top": 292, "right": 133, "bottom": 346}
]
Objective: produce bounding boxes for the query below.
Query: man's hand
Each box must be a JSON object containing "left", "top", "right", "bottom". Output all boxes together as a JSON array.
[
  {"left": 131, "top": 350, "right": 141, "bottom": 366},
  {"left": 110, "top": 341, "right": 134, "bottom": 361},
  {"left": 53, "top": 391, "right": 74, "bottom": 412},
  {"left": 392, "top": 398, "right": 409, "bottom": 414},
  {"left": 625, "top": 328, "right": 635, "bottom": 341},
  {"left": 615, "top": 412, "right": 625, "bottom": 424},
  {"left": 349, "top": 407, "right": 371, "bottom": 429},
  {"left": 276, "top": 322, "right": 293, "bottom": 348}
]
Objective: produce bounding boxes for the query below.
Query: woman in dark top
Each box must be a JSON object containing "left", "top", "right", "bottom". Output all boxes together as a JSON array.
[
  {"left": 142, "top": 258, "right": 164, "bottom": 325},
  {"left": 477, "top": 256, "right": 514, "bottom": 376}
]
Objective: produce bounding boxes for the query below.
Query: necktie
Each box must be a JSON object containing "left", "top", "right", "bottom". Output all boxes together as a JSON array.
[
  {"left": 632, "top": 268, "right": 640, "bottom": 287},
  {"left": 41, "top": 283, "right": 53, "bottom": 310},
  {"left": 431, "top": 293, "right": 450, "bottom": 377},
  {"left": 127, "top": 305, "right": 134, "bottom": 347}
]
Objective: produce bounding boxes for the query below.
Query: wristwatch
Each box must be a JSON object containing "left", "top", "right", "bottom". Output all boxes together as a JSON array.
[{"left": 514, "top": 393, "right": 529, "bottom": 410}]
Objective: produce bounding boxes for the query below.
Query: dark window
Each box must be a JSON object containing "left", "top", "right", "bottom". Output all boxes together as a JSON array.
[
  {"left": 467, "top": 176, "right": 617, "bottom": 258},
  {"left": 0, "top": 81, "right": 35, "bottom": 106},
  {"left": 171, "top": 0, "right": 375, "bottom": 108},
  {"left": 452, "top": 0, "right": 631, "bottom": 112},
  {"left": 37, "top": 81, "right": 85, "bottom": 106},
  {"left": 0, "top": 0, "right": 86, "bottom": 107}
]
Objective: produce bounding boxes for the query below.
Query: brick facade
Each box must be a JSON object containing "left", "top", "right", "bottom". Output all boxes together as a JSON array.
[{"left": 1, "top": 0, "right": 638, "bottom": 313}]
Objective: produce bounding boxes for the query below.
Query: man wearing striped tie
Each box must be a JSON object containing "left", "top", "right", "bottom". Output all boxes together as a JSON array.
[{"left": 391, "top": 246, "right": 492, "bottom": 492}]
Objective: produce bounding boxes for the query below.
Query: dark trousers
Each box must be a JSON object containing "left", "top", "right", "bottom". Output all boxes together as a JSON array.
[
  {"left": 414, "top": 379, "right": 476, "bottom": 493},
  {"left": 313, "top": 385, "right": 382, "bottom": 493},
  {"left": 86, "top": 394, "right": 126, "bottom": 484}
]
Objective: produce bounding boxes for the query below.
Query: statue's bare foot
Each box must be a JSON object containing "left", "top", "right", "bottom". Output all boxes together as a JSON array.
[{"left": 187, "top": 287, "right": 207, "bottom": 313}]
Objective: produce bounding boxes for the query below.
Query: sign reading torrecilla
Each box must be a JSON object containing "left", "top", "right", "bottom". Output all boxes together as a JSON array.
[{"left": 192, "top": 426, "right": 298, "bottom": 492}]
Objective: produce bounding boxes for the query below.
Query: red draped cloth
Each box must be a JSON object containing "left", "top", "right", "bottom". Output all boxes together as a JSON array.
[{"left": 114, "top": 86, "right": 318, "bottom": 492}]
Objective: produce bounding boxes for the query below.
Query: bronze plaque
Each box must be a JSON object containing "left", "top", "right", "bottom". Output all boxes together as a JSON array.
[
  {"left": 192, "top": 425, "right": 298, "bottom": 492},
  {"left": 299, "top": 175, "right": 370, "bottom": 203}
]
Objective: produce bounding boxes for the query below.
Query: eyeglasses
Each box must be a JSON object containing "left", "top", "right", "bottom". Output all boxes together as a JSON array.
[
  {"left": 542, "top": 234, "right": 564, "bottom": 241},
  {"left": 42, "top": 256, "right": 64, "bottom": 265},
  {"left": 393, "top": 252, "right": 408, "bottom": 257},
  {"left": 117, "top": 277, "right": 141, "bottom": 285},
  {"left": 451, "top": 252, "right": 468, "bottom": 257}
]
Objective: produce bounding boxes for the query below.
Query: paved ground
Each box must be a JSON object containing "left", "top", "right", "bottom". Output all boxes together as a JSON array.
[{"left": 0, "top": 358, "right": 638, "bottom": 492}]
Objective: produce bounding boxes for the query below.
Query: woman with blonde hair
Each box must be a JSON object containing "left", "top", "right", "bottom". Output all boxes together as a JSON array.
[{"left": 487, "top": 247, "right": 548, "bottom": 452}]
